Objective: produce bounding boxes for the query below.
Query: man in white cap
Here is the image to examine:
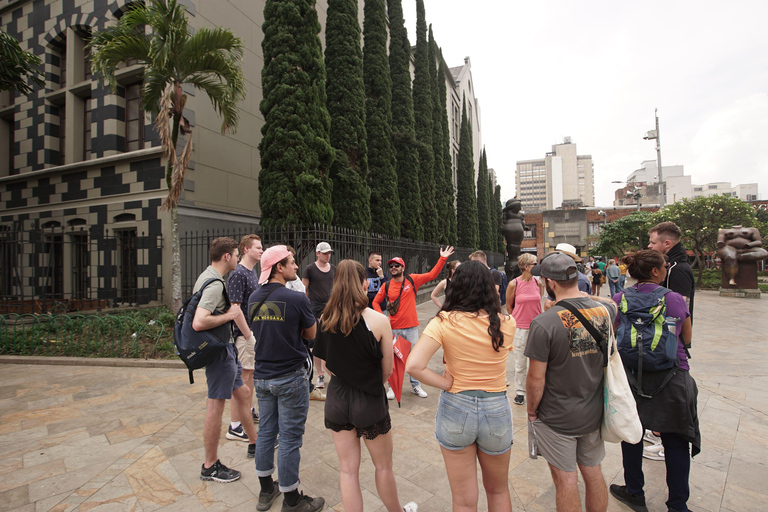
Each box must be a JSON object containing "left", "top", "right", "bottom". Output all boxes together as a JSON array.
[
  {"left": 525, "top": 252, "right": 616, "bottom": 512},
  {"left": 302, "top": 241, "right": 335, "bottom": 393},
  {"left": 553, "top": 243, "right": 591, "bottom": 294},
  {"left": 248, "top": 245, "right": 324, "bottom": 512}
]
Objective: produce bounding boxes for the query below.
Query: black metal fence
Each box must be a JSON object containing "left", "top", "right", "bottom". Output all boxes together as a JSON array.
[
  {"left": 181, "top": 224, "right": 504, "bottom": 298},
  {"left": 0, "top": 224, "right": 163, "bottom": 314}
]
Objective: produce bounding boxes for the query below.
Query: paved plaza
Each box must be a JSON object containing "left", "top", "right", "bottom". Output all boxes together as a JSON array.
[{"left": 0, "top": 289, "right": 767, "bottom": 511}]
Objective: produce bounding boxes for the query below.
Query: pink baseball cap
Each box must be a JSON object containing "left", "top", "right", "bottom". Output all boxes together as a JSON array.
[{"left": 259, "top": 245, "right": 292, "bottom": 284}]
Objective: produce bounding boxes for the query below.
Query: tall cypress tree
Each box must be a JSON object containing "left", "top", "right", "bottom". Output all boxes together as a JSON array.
[
  {"left": 495, "top": 184, "right": 504, "bottom": 253},
  {"left": 477, "top": 148, "right": 491, "bottom": 250},
  {"left": 388, "top": 0, "right": 422, "bottom": 240},
  {"left": 438, "top": 48, "right": 457, "bottom": 245},
  {"left": 429, "top": 26, "right": 447, "bottom": 244},
  {"left": 487, "top": 168, "right": 496, "bottom": 251},
  {"left": 412, "top": 0, "right": 437, "bottom": 242},
  {"left": 363, "top": 0, "right": 400, "bottom": 235},
  {"left": 456, "top": 96, "right": 478, "bottom": 248},
  {"left": 260, "top": 0, "right": 334, "bottom": 226},
  {"left": 325, "top": 0, "right": 370, "bottom": 230}
]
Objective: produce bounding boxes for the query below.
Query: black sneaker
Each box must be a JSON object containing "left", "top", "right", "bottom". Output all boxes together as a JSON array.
[
  {"left": 252, "top": 408, "right": 260, "bottom": 423},
  {"left": 609, "top": 484, "right": 648, "bottom": 512},
  {"left": 226, "top": 424, "right": 248, "bottom": 441},
  {"left": 513, "top": 395, "right": 525, "bottom": 405},
  {"left": 281, "top": 492, "right": 325, "bottom": 512},
  {"left": 247, "top": 443, "right": 255, "bottom": 458},
  {"left": 200, "top": 459, "right": 241, "bottom": 483},
  {"left": 257, "top": 480, "right": 281, "bottom": 511}
]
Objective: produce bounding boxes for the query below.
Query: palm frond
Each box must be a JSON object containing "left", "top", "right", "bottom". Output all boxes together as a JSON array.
[
  {"left": 161, "top": 134, "right": 193, "bottom": 210},
  {"left": 154, "top": 83, "right": 175, "bottom": 161}
]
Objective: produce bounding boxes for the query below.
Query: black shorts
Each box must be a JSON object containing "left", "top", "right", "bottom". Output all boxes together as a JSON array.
[{"left": 324, "top": 377, "right": 391, "bottom": 440}]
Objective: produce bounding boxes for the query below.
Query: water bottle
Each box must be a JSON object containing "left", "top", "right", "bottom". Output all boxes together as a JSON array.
[{"left": 664, "top": 316, "right": 678, "bottom": 361}]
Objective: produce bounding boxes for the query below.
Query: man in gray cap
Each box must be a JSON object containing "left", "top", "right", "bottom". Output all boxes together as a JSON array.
[
  {"left": 524, "top": 253, "right": 617, "bottom": 512},
  {"left": 302, "top": 242, "right": 335, "bottom": 395}
]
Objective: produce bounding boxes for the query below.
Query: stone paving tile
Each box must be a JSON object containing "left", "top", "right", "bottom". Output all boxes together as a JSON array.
[{"left": 0, "top": 289, "right": 766, "bottom": 511}]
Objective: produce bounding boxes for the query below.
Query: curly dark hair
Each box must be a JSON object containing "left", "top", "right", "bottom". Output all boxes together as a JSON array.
[{"left": 439, "top": 260, "right": 506, "bottom": 351}]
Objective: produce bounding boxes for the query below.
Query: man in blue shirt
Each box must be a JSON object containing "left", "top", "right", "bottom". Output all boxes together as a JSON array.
[
  {"left": 248, "top": 245, "right": 324, "bottom": 512},
  {"left": 365, "top": 251, "right": 388, "bottom": 309}
]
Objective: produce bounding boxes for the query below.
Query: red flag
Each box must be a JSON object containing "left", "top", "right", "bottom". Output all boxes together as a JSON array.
[{"left": 387, "top": 335, "right": 411, "bottom": 407}]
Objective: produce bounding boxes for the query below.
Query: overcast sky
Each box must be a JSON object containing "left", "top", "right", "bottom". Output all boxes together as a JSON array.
[{"left": 400, "top": 0, "right": 768, "bottom": 206}]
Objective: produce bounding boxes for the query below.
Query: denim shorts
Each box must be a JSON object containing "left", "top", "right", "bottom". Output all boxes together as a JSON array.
[
  {"left": 435, "top": 391, "right": 513, "bottom": 455},
  {"left": 205, "top": 344, "right": 244, "bottom": 399}
]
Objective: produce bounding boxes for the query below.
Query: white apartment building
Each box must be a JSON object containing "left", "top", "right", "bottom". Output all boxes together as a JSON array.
[{"left": 515, "top": 137, "right": 594, "bottom": 212}]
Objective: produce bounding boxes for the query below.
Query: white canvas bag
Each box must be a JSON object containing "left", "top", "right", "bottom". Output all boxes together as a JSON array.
[{"left": 600, "top": 304, "right": 643, "bottom": 444}]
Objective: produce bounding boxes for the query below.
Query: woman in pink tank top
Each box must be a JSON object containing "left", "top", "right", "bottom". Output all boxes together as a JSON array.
[{"left": 505, "top": 253, "right": 544, "bottom": 405}]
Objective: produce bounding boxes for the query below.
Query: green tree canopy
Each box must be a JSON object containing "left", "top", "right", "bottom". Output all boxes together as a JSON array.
[
  {"left": 259, "top": 0, "right": 334, "bottom": 227},
  {"left": 363, "top": 0, "right": 400, "bottom": 236},
  {"left": 456, "top": 96, "right": 478, "bottom": 248},
  {"left": 476, "top": 148, "right": 491, "bottom": 250},
  {"left": 494, "top": 185, "right": 504, "bottom": 253},
  {"left": 325, "top": 0, "right": 370, "bottom": 230},
  {"left": 589, "top": 211, "right": 653, "bottom": 259},
  {"left": 388, "top": 0, "right": 422, "bottom": 240},
  {"left": 429, "top": 26, "right": 448, "bottom": 244},
  {"left": 437, "top": 48, "right": 456, "bottom": 245},
  {"left": 412, "top": 0, "right": 437, "bottom": 242},
  {"left": 1, "top": 29, "right": 44, "bottom": 94},
  {"left": 652, "top": 194, "right": 760, "bottom": 284}
]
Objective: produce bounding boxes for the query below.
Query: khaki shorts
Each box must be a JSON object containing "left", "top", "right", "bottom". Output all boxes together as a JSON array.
[
  {"left": 235, "top": 335, "right": 255, "bottom": 370},
  {"left": 528, "top": 418, "right": 604, "bottom": 472}
]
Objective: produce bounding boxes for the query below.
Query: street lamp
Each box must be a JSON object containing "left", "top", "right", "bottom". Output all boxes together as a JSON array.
[{"left": 643, "top": 108, "right": 664, "bottom": 208}]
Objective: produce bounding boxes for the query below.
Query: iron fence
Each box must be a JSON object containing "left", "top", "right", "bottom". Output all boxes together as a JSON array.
[
  {"left": 182, "top": 224, "right": 504, "bottom": 298},
  {"left": 0, "top": 223, "right": 163, "bottom": 314}
]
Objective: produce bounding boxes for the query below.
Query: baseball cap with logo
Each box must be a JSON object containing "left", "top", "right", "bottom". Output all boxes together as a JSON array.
[
  {"left": 387, "top": 257, "right": 405, "bottom": 268},
  {"left": 259, "top": 245, "right": 292, "bottom": 284},
  {"left": 316, "top": 242, "right": 334, "bottom": 253},
  {"left": 540, "top": 252, "right": 579, "bottom": 281}
]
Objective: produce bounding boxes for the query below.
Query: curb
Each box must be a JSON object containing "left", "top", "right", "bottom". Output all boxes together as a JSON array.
[{"left": 0, "top": 355, "right": 186, "bottom": 369}]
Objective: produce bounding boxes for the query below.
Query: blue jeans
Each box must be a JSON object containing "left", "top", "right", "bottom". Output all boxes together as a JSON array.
[
  {"left": 621, "top": 433, "right": 691, "bottom": 511},
  {"left": 609, "top": 280, "right": 619, "bottom": 298},
  {"left": 619, "top": 275, "right": 626, "bottom": 290},
  {"left": 435, "top": 391, "right": 513, "bottom": 455},
  {"left": 393, "top": 326, "right": 420, "bottom": 388},
  {"left": 254, "top": 368, "right": 309, "bottom": 492}
]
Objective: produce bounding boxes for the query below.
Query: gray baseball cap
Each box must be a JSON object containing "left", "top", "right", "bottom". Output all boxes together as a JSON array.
[
  {"left": 540, "top": 253, "right": 578, "bottom": 281},
  {"left": 316, "top": 242, "right": 334, "bottom": 253}
]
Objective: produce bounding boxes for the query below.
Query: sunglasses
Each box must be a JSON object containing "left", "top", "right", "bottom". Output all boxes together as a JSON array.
[{"left": 389, "top": 263, "right": 402, "bottom": 269}]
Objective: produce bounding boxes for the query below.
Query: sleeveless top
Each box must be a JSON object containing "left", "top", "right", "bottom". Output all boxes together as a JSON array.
[
  {"left": 314, "top": 318, "right": 384, "bottom": 397},
  {"left": 510, "top": 277, "right": 542, "bottom": 329}
]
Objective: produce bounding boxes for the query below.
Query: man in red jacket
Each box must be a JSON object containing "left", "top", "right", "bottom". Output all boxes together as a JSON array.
[{"left": 374, "top": 246, "right": 454, "bottom": 398}]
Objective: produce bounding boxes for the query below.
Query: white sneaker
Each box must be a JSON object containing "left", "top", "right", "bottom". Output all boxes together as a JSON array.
[
  {"left": 643, "top": 429, "right": 661, "bottom": 444},
  {"left": 642, "top": 443, "right": 665, "bottom": 461},
  {"left": 316, "top": 375, "right": 325, "bottom": 389},
  {"left": 386, "top": 387, "right": 395, "bottom": 400},
  {"left": 309, "top": 388, "right": 326, "bottom": 401},
  {"left": 411, "top": 386, "right": 428, "bottom": 398},
  {"left": 403, "top": 502, "right": 418, "bottom": 512}
]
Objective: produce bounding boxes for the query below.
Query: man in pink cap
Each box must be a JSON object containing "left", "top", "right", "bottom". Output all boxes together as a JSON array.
[
  {"left": 247, "top": 245, "right": 324, "bottom": 512},
  {"left": 373, "top": 246, "right": 454, "bottom": 398}
]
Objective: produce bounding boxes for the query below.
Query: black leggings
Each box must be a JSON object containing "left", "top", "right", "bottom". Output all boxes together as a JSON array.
[{"left": 621, "top": 432, "right": 691, "bottom": 511}]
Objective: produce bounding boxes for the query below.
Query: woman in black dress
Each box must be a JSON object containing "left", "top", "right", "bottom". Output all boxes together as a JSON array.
[{"left": 314, "top": 260, "right": 417, "bottom": 512}]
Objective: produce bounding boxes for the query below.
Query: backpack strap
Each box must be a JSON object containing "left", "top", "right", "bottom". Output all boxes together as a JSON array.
[
  {"left": 385, "top": 275, "right": 415, "bottom": 299},
  {"left": 558, "top": 300, "right": 608, "bottom": 367}
]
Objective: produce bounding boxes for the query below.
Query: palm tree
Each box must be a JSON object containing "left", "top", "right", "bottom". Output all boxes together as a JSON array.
[{"left": 88, "top": 0, "right": 245, "bottom": 311}]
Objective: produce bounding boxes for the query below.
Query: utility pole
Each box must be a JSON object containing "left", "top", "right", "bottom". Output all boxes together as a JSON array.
[{"left": 643, "top": 109, "right": 664, "bottom": 208}]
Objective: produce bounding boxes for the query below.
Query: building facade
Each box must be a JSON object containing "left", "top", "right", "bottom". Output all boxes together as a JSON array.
[
  {"left": 0, "top": 0, "right": 483, "bottom": 311},
  {"left": 515, "top": 137, "right": 594, "bottom": 212}
]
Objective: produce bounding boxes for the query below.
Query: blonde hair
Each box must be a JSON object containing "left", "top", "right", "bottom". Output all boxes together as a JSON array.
[
  {"left": 518, "top": 253, "right": 537, "bottom": 270},
  {"left": 321, "top": 260, "right": 368, "bottom": 336}
]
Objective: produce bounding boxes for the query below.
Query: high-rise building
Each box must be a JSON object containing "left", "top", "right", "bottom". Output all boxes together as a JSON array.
[{"left": 515, "top": 137, "right": 594, "bottom": 212}]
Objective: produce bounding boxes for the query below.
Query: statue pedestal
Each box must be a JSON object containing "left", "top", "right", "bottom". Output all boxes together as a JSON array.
[
  {"left": 719, "top": 288, "right": 761, "bottom": 299},
  {"left": 719, "top": 263, "right": 761, "bottom": 298}
]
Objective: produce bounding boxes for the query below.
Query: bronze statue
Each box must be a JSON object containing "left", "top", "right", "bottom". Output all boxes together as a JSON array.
[
  {"left": 501, "top": 198, "right": 526, "bottom": 278},
  {"left": 716, "top": 225, "right": 768, "bottom": 286}
]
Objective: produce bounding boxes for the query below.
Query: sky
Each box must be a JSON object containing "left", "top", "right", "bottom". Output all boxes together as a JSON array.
[{"left": 400, "top": 0, "right": 768, "bottom": 206}]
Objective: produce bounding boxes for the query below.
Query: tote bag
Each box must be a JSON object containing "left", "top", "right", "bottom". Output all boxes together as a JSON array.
[{"left": 600, "top": 305, "right": 643, "bottom": 444}]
